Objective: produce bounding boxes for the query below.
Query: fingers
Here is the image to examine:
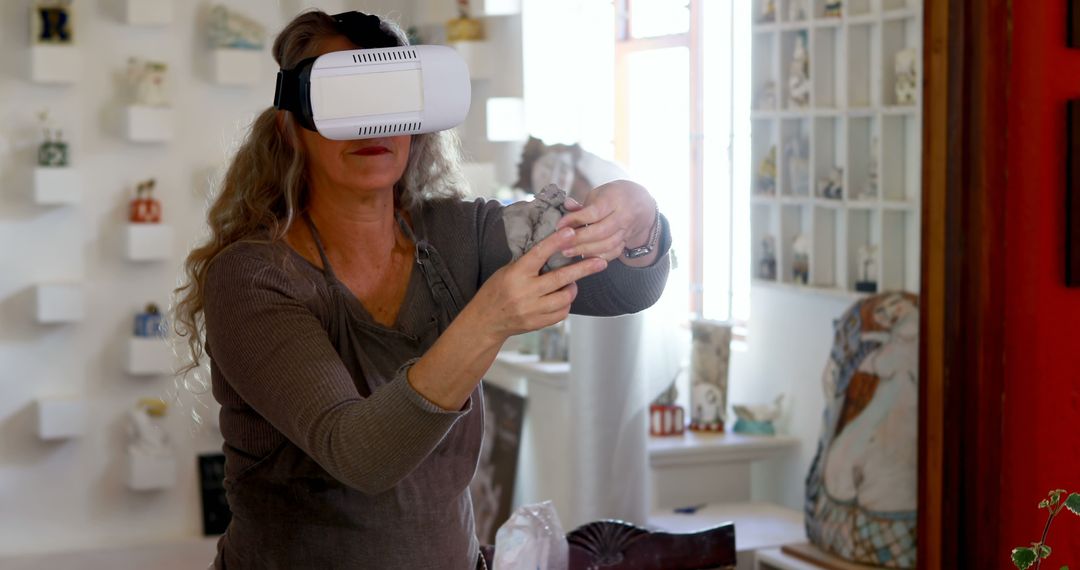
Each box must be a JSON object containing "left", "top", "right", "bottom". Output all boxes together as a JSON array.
[
  {"left": 534, "top": 283, "right": 578, "bottom": 315},
  {"left": 556, "top": 202, "right": 612, "bottom": 231},
  {"left": 519, "top": 227, "right": 576, "bottom": 275},
  {"left": 561, "top": 217, "right": 623, "bottom": 259},
  {"left": 537, "top": 256, "right": 607, "bottom": 294},
  {"left": 564, "top": 197, "right": 584, "bottom": 212}
]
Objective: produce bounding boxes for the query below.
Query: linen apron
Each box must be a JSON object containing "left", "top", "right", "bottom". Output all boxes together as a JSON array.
[{"left": 216, "top": 209, "right": 486, "bottom": 569}]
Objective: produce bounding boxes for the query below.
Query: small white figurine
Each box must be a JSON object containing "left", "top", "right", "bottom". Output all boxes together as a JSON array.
[
  {"left": 788, "top": 33, "right": 811, "bottom": 108},
  {"left": 792, "top": 234, "right": 810, "bottom": 284},
  {"left": 894, "top": 48, "right": 919, "bottom": 105},
  {"left": 864, "top": 137, "right": 880, "bottom": 199},
  {"left": 855, "top": 244, "right": 879, "bottom": 292},
  {"left": 817, "top": 167, "right": 843, "bottom": 200},
  {"left": 127, "top": 58, "right": 169, "bottom": 107},
  {"left": 689, "top": 321, "right": 732, "bottom": 432},
  {"left": 759, "top": 235, "right": 778, "bottom": 280},
  {"left": 755, "top": 80, "right": 778, "bottom": 110},
  {"left": 126, "top": 398, "right": 169, "bottom": 456},
  {"left": 788, "top": 0, "right": 808, "bottom": 21},
  {"left": 785, "top": 135, "right": 810, "bottom": 196},
  {"left": 207, "top": 5, "right": 266, "bottom": 50}
]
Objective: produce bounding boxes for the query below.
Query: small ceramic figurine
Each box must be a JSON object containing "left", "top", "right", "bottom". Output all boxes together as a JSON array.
[
  {"left": 855, "top": 244, "right": 879, "bottom": 293},
  {"left": 36, "top": 110, "right": 68, "bottom": 167},
  {"left": 650, "top": 368, "right": 686, "bottom": 437},
  {"left": 894, "top": 48, "right": 919, "bottom": 105},
  {"left": 792, "top": 234, "right": 810, "bottom": 284},
  {"left": 689, "top": 321, "right": 732, "bottom": 432},
  {"left": 755, "top": 80, "right": 778, "bottom": 110},
  {"left": 447, "top": 0, "right": 484, "bottom": 41},
  {"left": 786, "top": 135, "right": 810, "bottom": 195},
  {"left": 538, "top": 322, "right": 569, "bottom": 362},
  {"left": 733, "top": 395, "right": 784, "bottom": 435},
  {"left": 864, "top": 137, "right": 880, "bottom": 199},
  {"left": 788, "top": 32, "right": 811, "bottom": 108},
  {"left": 756, "top": 146, "right": 777, "bottom": 196},
  {"left": 760, "top": 0, "right": 777, "bottom": 23},
  {"left": 127, "top": 398, "right": 169, "bottom": 456},
  {"left": 824, "top": 0, "right": 843, "bottom": 18},
  {"left": 788, "top": 0, "right": 808, "bottom": 21},
  {"left": 817, "top": 167, "right": 844, "bottom": 200},
  {"left": 759, "top": 236, "right": 778, "bottom": 280},
  {"left": 32, "top": 0, "right": 73, "bottom": 44},
  {"left": 502, "top": 184, "right": 575, "bottom": 273},
  {"left": 207, "top": 5, "right": 266, "bottom": 50},
  {"left": 134, "top": 303, "right": 166, "bottom": 338},
  {"left": 127, "top": 58, "right": 170, "bottom": 107},
  {"left": 130, "top": 179, "right": 162, "bottom": 223}
]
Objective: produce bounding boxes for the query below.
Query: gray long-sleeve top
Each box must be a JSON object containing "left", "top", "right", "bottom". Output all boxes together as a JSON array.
[{"left": 203, "top": 197, "right": 670, "bottom": 569}]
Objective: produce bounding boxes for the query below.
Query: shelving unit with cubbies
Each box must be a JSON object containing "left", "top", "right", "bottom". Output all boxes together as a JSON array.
[{"left": 750, "top": 0, "right": 922, "bottom": 297}]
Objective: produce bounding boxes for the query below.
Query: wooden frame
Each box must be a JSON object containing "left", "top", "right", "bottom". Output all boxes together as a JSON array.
[
  {"left": 1068, "top": 101, "right": 1080, "bottom": 286},
  {"left": 919, "top": 0, "right": 1008, "bottom": 567},
  {"left": 1071, "top": 0, "right": 1080, "bottom": 48}
]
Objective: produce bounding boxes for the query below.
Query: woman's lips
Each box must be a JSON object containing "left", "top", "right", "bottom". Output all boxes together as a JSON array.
[{"left": 352, "top": 146, "right": 391, "bottom": 156}]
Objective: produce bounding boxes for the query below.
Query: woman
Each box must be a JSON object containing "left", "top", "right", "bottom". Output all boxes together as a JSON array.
[{"left": 174, "top": 10, "right": 671, "bottom": 570}]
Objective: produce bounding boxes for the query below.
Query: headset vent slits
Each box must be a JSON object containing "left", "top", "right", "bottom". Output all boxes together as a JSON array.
[
  {"left": 351, "top": 49, "right": 418, "bottom": 65},
  {"left": 356, "top": 122, "right": 423, "bottom": 136}
]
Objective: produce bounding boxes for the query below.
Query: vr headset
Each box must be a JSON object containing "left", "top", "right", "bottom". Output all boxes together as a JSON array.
[{"left": 273, "top": 11, "right": 471, "bottom": 140}]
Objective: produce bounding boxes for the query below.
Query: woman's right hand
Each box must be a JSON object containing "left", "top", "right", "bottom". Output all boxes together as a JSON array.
[{"left": 464, "top": 227, "right": 608, "bottom": 344}]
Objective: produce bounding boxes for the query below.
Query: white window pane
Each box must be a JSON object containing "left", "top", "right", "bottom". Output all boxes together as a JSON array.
[
  {"left": 631, "top": 0, "right": 690, "bottom": 38},
  {"left": 626, "top": 47, "right": 690, "bottom": 318}
]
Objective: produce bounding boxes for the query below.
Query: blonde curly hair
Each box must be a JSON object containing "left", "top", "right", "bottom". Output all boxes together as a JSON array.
[{"left": 172, "top": 10, "right": 465, "bottom": 374}]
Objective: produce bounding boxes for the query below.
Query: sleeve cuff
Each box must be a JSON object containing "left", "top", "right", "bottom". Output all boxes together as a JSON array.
[{"left": 394, "top": 357, "right": 473, "bottom": 416}]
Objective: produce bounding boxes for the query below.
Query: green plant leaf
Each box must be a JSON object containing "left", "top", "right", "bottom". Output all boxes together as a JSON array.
[
  {"left": 1038, "top": 544, "right": 1052, "bottom": 558},
  {"left": 1060, "top": 566, "right": 1069, "bottom": 570},
  {"left": 1066, "top": 493, "right": 1080, "bottom": 516},
  {"left": 1050, "top": 490, "right": 1065, "bottom": 506},
  {"left": 1012, "top": 547, "right": 1037, "bottom": 570},
  {"left": 1040, "top": 499, "right": 1051, "bottom": 509}
]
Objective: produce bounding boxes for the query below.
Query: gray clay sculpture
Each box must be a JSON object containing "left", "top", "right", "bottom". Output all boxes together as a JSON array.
[{"left": 502, "top": 184, "right": 578, "bottom": 273}]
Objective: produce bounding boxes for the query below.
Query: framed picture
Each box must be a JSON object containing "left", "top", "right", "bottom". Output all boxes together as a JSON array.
[
  {"left": 1068, "top": 101, "right": 1080, "bottom": 286},
  {"left": 470, "top": 382, "right": 526, "bottom": 545}
]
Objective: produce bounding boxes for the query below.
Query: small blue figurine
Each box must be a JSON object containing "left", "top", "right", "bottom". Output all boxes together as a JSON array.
[{"left": 134, "top": 303, "right": 166, "bottom": 338}]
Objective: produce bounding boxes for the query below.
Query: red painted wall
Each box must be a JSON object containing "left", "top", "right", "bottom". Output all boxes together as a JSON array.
[{"left": 1002, "top": 0, "right": 1080, "bottom": 565}]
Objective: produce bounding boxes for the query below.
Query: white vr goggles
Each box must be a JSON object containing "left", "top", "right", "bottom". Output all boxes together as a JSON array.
[{"left": 273, "top": 13, "right": 471, "bottom": 140}]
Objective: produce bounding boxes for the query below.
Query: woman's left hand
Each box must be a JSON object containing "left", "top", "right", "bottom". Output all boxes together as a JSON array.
[{"left": 556, "top": 179, "right": 659, "bottom": 265}]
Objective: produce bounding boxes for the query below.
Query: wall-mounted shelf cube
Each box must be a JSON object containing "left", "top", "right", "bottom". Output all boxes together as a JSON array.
[
  {"left": 126, "top": 452, "right": 176, "bottom": 491},
  {"left": 35, "top": 397, "right": 86, "bottom": 441},
  {"left": 33, "top": 167, "right": 82, "bottom": 205},
  {"left": 211, "top": 49, "right": 262, "bottom": 86},
  {"left": 123, "top": 0, "right": 173, "bottom": 25},
  {"left": 31, "top": 45, "right": 80, "bottom": 84},
  {"left": 123, "top": 105, "right": 174, "bottom": 142},
  {"left": 450, "top": 41, "right": 492, "bottom": 80},
  {"left": 125, "top": 224, "right": 173, "bottom": 262},
  {"left": 126, "top": 337, "right": 173, "bottom": 376},
  {"left": 35, "top": 284, "right": 84, "bottom": 324}
]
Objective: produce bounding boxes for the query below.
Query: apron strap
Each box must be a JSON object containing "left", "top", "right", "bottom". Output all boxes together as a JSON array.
[
  {"left": 398, "top": 211, "right": 464, "bottom": 316},
  {"left": 302, "top": 212, "right": 338, "bottom": 282}
]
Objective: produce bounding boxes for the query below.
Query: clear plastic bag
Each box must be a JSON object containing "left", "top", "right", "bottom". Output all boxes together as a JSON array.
[{"left": 492, "top": 501, "right": 568, "bottom": 570}]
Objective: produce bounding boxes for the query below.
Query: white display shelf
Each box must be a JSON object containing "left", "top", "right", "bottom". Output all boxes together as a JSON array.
[
  {"left": 35, "top": 397, "right": 86, "bottom": 441},
  {"left": 648, "top": 432, "right": 799, "bottom": 468},
  {"left": 30, "top": 45, "right": 80, "bottom": 84},
  {"left": 123, "top": 105, "right": 174, "bottom": 142},
  {"left": 751, "top": 3, "right": 922, "bottom": 297},
  {"left": 125, "top": 224, "right": 173, "bottom": 262},
  {"left": 487, "top": 350, "right": 569, "bottom": 389},
  {"left": 126, "top": 337, "right": 173, "bottom": 376},
  {"left": 755, "top": 548, "right": 822, "bottom": 570},
  {"left": 211, "top": 49, "right": 261, "bottom": 86},
  {"left": 650, "top": 502, "right": 805, "bottom": 560},
  {"left": 33, "top": 167, "right": 82, "bottom": 205},
  {"left": 126, "top": 452, "right": 176, "bottom": 491},
  {"left": 35, "top": 284, "right": 84, "bottom": 324},
  {"left": 123, "top": 0, "right": 173, "bottom": 25}
]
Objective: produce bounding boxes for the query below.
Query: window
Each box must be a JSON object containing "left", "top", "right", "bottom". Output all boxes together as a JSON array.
[{"left": 614, "top": 0, "right": 752, "bottom": 323}]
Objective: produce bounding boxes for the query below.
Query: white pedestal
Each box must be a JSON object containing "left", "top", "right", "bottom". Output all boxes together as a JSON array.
[
  {"left": 126, "top": 337, "right": 173, "bottom": 376},
  {"left": 33, "top": 167, "right": 82, "bottom": 205},
  {"left": 35, "top": 284, "right": 84, "bottom": 324},
  {"left": 123, "top": 106, "right": 174, "bottom": 142},
  {"left": 126, "top": 452, "right": 176, "bottom": 491},
  {"left": 211, "top": 49, "right": 262, "bottom": 86},
  {"left": 125, "top": 224, "right": 173, "bottom": 262},
  {"left": 35, "top": 397, "right": 86, "bottom": 441},
  {"left": 450, "top": 41, "right": 491, "bottom": 80},
  {"left": 31, "top": 45, "right": 80, "bottom": 84},
  {"left": 123, "top": 0, "right": 173, "bottom": 25}
]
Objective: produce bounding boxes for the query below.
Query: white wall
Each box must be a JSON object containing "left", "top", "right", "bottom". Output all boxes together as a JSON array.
[
  {"left": 728, "top": 286, "right": 855, "bottom": 511},
  {"left": 0, "top": 0, "right": 412, "bottom": 557}
]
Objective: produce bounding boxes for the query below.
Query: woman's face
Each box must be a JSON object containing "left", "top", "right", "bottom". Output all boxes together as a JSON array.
[{"left": 294, "top": 35, "right": 412, "bottom": 197}]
